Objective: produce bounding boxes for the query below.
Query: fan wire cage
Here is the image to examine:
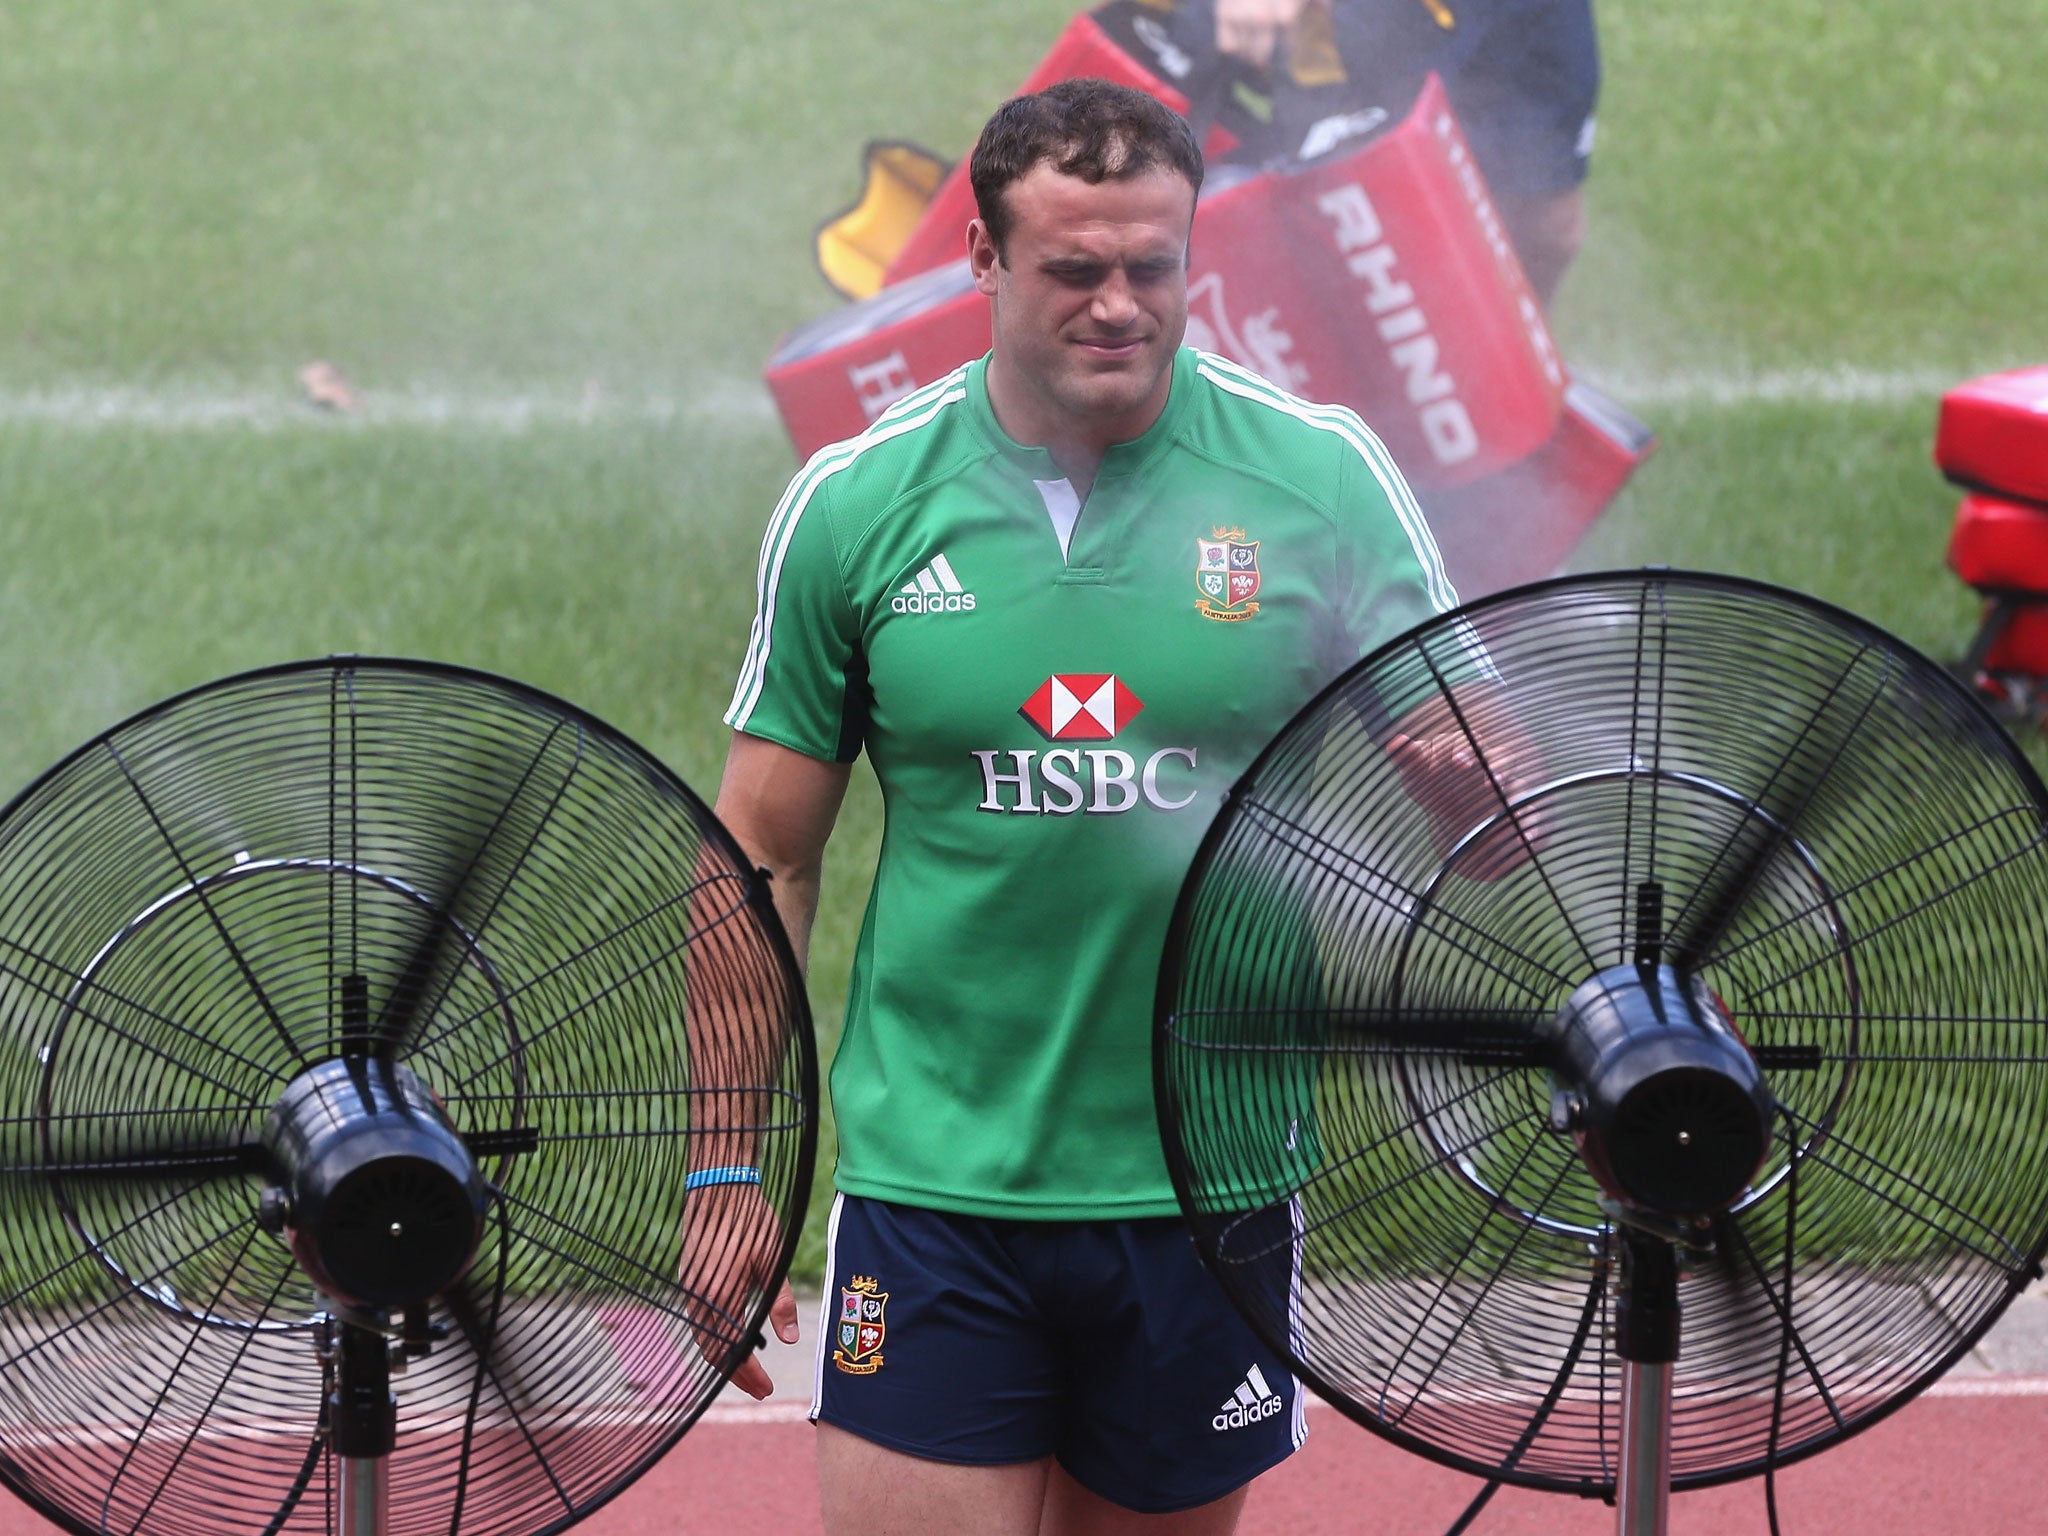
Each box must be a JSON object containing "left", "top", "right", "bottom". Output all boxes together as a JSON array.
[
  {"left": 0, "top": 659, "right": 814, "bottom": 1536},
  {"left": 1157, "top": 571, "right": 2048, "bottom": 1496}
]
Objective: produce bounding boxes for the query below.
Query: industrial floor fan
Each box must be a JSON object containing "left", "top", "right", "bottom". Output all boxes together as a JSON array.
[
  {"left": 0, "top": 659, "right": 815, "bottom": 1536},
  {"left": 1157, "top": 570, "right": 2048, "bottom": 1535}
]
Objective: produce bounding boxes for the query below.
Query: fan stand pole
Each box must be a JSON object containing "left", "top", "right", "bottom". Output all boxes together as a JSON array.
[
  {"left": 1612, "top": 1230, "right": 1680, "bottom": 1536},
  {"left": 330, "top": 1319, "right": 396, "bottom": 1536}
]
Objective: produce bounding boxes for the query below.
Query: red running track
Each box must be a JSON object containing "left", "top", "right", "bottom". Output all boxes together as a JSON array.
[{"left": 4, "top": 1380, "right": 2043, "bottom": 1535}]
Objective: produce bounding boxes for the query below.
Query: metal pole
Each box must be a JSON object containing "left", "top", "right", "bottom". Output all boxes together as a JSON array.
[
  {"left": 1612, "top": 1231, "right": 1680, "bottom": 1536},
  {"left": 336, "top": 1454, "right": 390, "bottom": 1536},
  {"left": 1615, "top": 1358, "right": 1673, "bottom": 1536}
]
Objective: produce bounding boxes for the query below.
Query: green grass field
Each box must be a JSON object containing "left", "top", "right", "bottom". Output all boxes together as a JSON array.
[{"left": 1, "top": 1, "right": 2045, "bottom": 1282}]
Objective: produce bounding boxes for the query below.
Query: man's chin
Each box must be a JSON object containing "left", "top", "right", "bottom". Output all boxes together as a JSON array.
[{"left": 1059, "top": 355, "right": 1171, "bottom": 417}]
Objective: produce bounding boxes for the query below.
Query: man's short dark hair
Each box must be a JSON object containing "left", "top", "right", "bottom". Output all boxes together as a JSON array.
[{"left": 970, "top": 79, "right": 1204, "bottom": 259}]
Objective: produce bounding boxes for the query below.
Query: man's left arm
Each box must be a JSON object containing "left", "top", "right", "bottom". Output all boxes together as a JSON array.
[{"left": 1332, "top": 434, "right": 1542, "bottom": 876}]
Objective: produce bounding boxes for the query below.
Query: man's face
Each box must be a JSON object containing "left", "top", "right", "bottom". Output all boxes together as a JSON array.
[{"left": 969, "top": 162, "right": 1196, "bottom": 449}]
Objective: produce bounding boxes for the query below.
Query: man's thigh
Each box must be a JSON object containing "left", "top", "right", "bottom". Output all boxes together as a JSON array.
[
  {"left": 1043, "top": 1462, "right": 1250, "bottom": 1536},
  {"left": 816, "top": 1424, "right": 1050, "bottom": 1536},
  {"left": 810, "top": 1193, "right": 1065, "bottom": 1464},
  {"left": 1049, "top": 1213, "right": 1303, "bottom": 1515},
  {"left": 816, "top": 1430, "right": 1253, "bottom": 1536}
]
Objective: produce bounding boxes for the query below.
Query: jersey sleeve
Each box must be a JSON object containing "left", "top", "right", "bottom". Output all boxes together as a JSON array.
[
  {"left": 723, "top": 464, "right": 870, "bottom": 763},
  {"left": 1331, "top": 410, "right": 1460, "bottom": 650},
  {"left": 1330, "top": 414, "right": 1497, "bottom": 714}
]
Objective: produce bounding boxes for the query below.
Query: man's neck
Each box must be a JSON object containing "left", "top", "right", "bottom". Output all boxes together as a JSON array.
[
  {"left": 984, "top": 364, "right": 1159, "bottom": 504},
  {"left": 1044, "top": 440, "right": 1104, "bottom": 503}
]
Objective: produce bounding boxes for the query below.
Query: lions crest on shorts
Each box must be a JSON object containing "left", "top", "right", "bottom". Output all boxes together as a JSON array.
[
  {"left": 831, "top": 1274, "right": 887, "bottom": 1375},
  {"left": 1196, "top": 527, "right": 1261, "bottom": 622}
]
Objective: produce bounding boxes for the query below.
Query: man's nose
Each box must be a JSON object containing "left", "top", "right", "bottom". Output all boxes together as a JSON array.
[{"left": 1092, "top": 270, "right": 1139, "bottom": 327}]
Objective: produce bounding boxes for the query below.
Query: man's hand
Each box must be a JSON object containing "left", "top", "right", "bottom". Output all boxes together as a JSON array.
[
  {"left": 676, "top": 1182, "right": 801, "bottom": 1401},
  {"left": 1385, "top": 695, "right": 1547, "bottom": 881},
  {"left": 1215, "top": 0, "right": 1323, "bottom": 70}
]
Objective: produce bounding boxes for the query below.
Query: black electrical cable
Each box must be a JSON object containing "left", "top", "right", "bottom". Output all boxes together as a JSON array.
[
  {"left": 1440, "top": 1247, "right": 1609, "bottom": 1536},
  {"left": 257, "top": 1393, "right": 329, "bottom": 1536},
  {"left": 446, "top": 1188, "right": 515, "bottom": 1536},
  {"left": 1763, "top": 1106, "right": 1801, "bottom": 1536}
]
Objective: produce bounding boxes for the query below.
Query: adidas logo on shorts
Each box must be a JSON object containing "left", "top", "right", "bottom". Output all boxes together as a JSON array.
[
  {"left": 1212, "top": 1363, "right": 1284, "bottom": 1432},
  {"left": 892, "top": 553, "right": 976, "bottom": 614}
]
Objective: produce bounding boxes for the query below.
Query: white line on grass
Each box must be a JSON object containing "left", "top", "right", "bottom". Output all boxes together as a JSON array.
[
  {"left": 0, "top": 379, "right": 780, "bottom": 433},
  {"left": 1598, "top": 364, "right": 1962, "bottom": 409},
  {"left": 0, "top": 364, "right": 1968, "bottom": 434},
  {"left": 1923, "top": 1374, "right": 2048, "bottom": 1399}
]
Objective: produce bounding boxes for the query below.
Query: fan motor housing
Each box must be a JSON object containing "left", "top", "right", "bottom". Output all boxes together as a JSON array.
[
  {"left": 1543, "top": 964, "right": 1773, "bottom": 1218},
  {"left": 263, "top": 1057, "right": 486, "bottom": 1309}
]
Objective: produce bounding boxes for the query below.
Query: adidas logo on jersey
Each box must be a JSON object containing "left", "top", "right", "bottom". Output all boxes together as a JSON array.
[
  {"left": 1212, "top": 1364, "right": 1284, "bottom": 1432},
  {"left": 892, "top": 553, "right": 976, "bottom": 614}
]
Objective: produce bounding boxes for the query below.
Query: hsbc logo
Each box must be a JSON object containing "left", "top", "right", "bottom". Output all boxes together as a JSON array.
[
  {"left": 1019, "top": 674, "right": 1142, "bottom": 741},
  {"left": 975, "top": 675, "right": 1197, "bottom": 815}
]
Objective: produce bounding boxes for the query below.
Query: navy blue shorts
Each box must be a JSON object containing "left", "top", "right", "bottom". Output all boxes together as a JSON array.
[{"left": 808, "top": 1194, "right": 1306, "bottom": 1515}]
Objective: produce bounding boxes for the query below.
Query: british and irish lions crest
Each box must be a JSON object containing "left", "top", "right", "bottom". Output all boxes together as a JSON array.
[
  {"left": 1197, "top": 528, "right": 1261, "bottom": 622},
  {"left": 832, "top": 1274, "right": 887, "bottom": 1375}
]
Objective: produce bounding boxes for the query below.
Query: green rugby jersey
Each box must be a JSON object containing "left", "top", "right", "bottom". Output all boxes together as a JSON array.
[{"left": 726, "top": 346, "right": 1460, "bottom": 1220}]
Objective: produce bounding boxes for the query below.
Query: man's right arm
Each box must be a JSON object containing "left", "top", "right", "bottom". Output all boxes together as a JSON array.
[
  {"left": 679, "top": 730, "right": 851, "bottom": 1402},
  {"left": 712, "top": 730, "right": 854, "bottom": 970}
]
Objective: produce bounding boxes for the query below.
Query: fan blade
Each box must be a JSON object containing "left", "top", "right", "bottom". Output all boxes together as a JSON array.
[
  {"left": 2, "top": 1133, "right": 269, "bottom": 1184},
  {"left": 460, "top": 1126, "right": 540, "bottom": 1159},
  {"left": 1662, "top": 647, "right": 1892, "bottom": 971},
  {"left": 362, "top": 916, "right": 462, "bottom": 1060},
  {"left": 1324, "top": 1006, "right": 1552, "bottom": 1067},
  {"left": 355, "top": 814, "right": 511, "bottom": 1061},
  {"left": 439, "top": 1269, "right": 529, "bottom": 1407},
  {"left": 349, "top": 715, "right": 581, "bottom": 1061}
]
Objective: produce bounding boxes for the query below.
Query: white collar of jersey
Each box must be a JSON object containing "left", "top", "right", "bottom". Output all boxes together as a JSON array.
[{"left": 1033, "top": 477, "right": 1084, "bottom": 564}]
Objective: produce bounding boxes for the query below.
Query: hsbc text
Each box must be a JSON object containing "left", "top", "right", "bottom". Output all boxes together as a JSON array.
[{"left": 972, "top": 747, "right": 1198, "bottom": 815}]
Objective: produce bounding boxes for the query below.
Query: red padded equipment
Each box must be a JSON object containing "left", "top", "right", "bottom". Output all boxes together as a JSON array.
[
  {"left": 1947, "top": 492, "right": 2048, "bottom": 594},
  {"left": 1935, "top": 367, "right": 2048, "bottom": 507},
  {"left": 1426, "top": 376, "right": 1653, "bottom": 599},
  {"left": 1979, "top": 606, "right": 2048, "bottom": 678},
  {"left": 1946, "top": 493, "right": 2048, "bottom": 686}
]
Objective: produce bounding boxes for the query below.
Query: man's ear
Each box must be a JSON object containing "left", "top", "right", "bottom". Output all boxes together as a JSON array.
[{"left": 967, "top": 218, "right": 1002, "bottom": 297}]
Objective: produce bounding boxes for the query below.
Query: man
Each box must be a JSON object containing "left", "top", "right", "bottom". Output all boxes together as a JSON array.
[
  {"left": 1161, "top": 0, "right": 1600, "bottom": 305},
  {"left": 708, "top": 78, "right": 1467, "bottom": 1533}
]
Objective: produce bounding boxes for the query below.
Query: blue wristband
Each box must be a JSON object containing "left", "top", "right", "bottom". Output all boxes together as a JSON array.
[{"left": 685, "top": 1165, "right": 762, "bottom": 1190}]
